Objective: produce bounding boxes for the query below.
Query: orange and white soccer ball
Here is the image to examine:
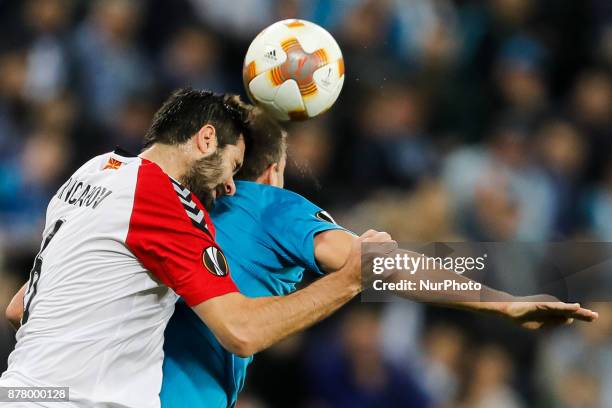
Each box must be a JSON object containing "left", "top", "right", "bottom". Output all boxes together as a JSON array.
[{"left": 243, "top": 19, "right": 345, "bottom": 121}]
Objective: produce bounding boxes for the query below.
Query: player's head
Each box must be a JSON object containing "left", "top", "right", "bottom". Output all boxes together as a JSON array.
[
  {"left": 144, "top": 88, "right": 250, "bottom": 209},
  {"left": 235, "top": 107, "right": 287, "bottom": 188}
]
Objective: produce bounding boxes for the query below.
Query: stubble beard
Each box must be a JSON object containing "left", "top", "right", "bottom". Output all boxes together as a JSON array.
[{"left": 181, "top": 150, "right": 225, "bottom": 211}]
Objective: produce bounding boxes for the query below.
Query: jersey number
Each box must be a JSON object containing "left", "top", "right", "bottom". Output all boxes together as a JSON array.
[{"left": 22, "top": 219, "right": 65, "bottom": 324}]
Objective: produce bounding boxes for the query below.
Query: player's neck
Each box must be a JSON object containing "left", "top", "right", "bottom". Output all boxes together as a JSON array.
[{"left": 139, "top": 144, "right": 189, "bottom": 182}]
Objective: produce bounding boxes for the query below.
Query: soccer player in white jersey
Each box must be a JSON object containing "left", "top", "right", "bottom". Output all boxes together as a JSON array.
[{"left": 0, "top": 88, "right": 395, "bottom": 407}]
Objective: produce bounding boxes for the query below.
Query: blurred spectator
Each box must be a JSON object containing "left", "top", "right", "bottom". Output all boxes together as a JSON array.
[
  {"left": 22, "top": 0, "right": 74, "bottom": 103},
  {"left": 391, "top": 0, "right": 460, "bottom": 68},
  {"left": 340, "top": 180, "right": 459, "bottom": 242},
  {"left": 570, "top": 70, "right": 612, "bottom": 182},
  {"left": 535, "top": 120, "right": 587, "bottom": 236},
  {"left": 335, "top": 0, "right": 403, "bottom": 89},
  {"left": 494, "top": 35, "right": 549, "bottom": 125},
  {"left": 353, "top": 86, "right": 437, "bottom": 191},
  {"left": 105, "top": 95, "right": 156, "bottom": 154},
  {"left": 244, "top": 336, "right": 307, "bottom": 408},
  {"left": 459, "top": 344, "right": 525, "bottom": 408},
  {"left": 420, "top": 324, "right": 465, "bottom": 407},
  {"left": 587, "top": 161, "right": 612, "bottom": 241},
  {"left": 540, "top": 302, "right": 612, "bottom": 407},
  {"left": 188, "top": 0, "right": 273, "bottom": 40},
  {"left": 73, "top": 0, "right": 153, "bottom": 125},
  {"left": 34, "top": 94, "right": 78, "bottom": 135},
  {"left": 490, "top": 0, "right": 534, "bottom": 28},
  {"left": 379, "top": 300, "right": 425, "bottom": 381},
  {"left": 305, "top": 305, "right": 431, "bottom": 408},
  {"left": 0, "top": 129, "right": 71, "bottom": 245},
  {"left": 0, "top": 272, "right": 19, "bottom": 374},
  {"left": 160, "top": 27, "right": 229, "bottom": 93},
  {"left": 0, "top": 51, "right": 28, "bottom": 157},
  {"left": 443, "top": 121, "right": 555, "bottom": 240},
  {"left": 284, "top": 119, "right": 339, "bottom": 207},
  {"left": 597, "top": 24, "right": 612, "bottom": 68}
]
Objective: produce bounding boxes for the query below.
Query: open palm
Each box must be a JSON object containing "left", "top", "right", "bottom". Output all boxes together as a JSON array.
[{"left": 504, "top": 295, "right": 598, "bottom": 330}]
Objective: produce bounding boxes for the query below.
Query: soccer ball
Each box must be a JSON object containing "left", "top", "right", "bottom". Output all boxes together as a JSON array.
[{"left": 243, "top": 19, "right": 345, "bottom": 121}]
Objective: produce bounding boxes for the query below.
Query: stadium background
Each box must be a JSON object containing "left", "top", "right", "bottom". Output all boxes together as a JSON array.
[{"left": 0, "top": 0, "right": 611, "bottom": 407}]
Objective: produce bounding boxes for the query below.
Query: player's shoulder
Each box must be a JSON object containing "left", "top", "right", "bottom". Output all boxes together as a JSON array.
[
  {"left": 131, "top": 157, "right": 215, "bottom": 239},
  {"left": 51, "top": 149, "right": 140, "bottom": 209},
  {"left": 63, "top": 149, "right": 143, "bottom": 190},
  {"left": 214, "top": 181, "right": 318, "bottom": 219},
  {"left": 235, "top": 181, "right": 337, "bottom": 224},
  {"left": 239, "top": 180, "right": 318, "bottom": 207}
]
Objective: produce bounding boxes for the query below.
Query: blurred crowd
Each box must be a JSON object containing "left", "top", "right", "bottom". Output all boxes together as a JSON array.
[{"left": 0, "top": 0, "right": 611, "bottom": 407}]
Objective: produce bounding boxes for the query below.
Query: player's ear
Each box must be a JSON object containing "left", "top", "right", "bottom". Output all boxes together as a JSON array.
[
  {"left": 195, "top": 124, "right": 218, "bottom": 156},
  {"left": 255, "top": 163, "right": 278, "bottom": 187},
  {"left": 269, "top": 162, "right": 281, "bottom": 187}
]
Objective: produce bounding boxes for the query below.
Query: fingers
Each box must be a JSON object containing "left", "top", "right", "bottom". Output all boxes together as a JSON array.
[
  {"left": 569, "top": 307, "right": 599, "bottom": 322},
  {"left": 529, "top": 302, "right": 599, "bottom": 322},
  {"left": 538, "top": 302, "right": 581, "bottom": 312},
  {"left": 357, "top": 229, "right": 393, "bottom": 243},
  {"left": 519, "top": 296, "right": 599, "bottom": 323},
  {"left": 539, "top": 303, "right": 599, "bottom": 321},
  {"left": 354, "top": 230, "right": 398, "bottom": 283},
  {"left": 357, "top": 230, "right": 398, "bottom": 256}
]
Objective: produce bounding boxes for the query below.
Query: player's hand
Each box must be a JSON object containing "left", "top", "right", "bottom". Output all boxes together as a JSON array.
[
  {"left": 338, "top": 229, "right": 398, "bottom": 292},
  {"left": 501, "top": 295, "right": 598, "bottom": 330}
]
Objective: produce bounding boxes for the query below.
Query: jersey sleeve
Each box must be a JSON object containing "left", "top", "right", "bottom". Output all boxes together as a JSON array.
[
  {"left": 262, "top": 188, "right": 350, "bottom": 275},
  {"left": 126, "top": 161, "right": 237, "bottom": 306}
]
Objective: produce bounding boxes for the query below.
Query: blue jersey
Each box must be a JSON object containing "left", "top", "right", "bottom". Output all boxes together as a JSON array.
[{"left": 160, "top": 181, "right": 345, "bottom": 407}]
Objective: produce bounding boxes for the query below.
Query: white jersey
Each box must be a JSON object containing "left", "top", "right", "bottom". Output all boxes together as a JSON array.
[{"left": 0, "top": 150, "right": 237, "bottom": 407}]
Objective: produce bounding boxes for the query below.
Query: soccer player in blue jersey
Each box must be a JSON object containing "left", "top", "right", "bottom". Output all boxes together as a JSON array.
[{"left": 160, "top": 104, "right": 598, "bottom": 408}]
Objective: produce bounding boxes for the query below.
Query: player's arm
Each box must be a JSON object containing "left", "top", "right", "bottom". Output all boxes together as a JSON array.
[
  {"left": 5, "top": 283, "right": 26, "bottom": 331},
  {"left": 126, "top": 171, "right": 398, "bottom": 358},
  {"left": 193, "top": 230, "right": 393, "bottom": 357},
  {"left": 313, "top": 229, "right": 598, "bottom": 329}
]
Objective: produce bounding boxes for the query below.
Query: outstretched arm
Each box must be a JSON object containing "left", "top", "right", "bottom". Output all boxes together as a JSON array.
[
  {"left": 193, "top": 230, "right": 395, "bottom": 357},
  {"left": 6, "top": 283, "right": 26, "bottom": 331},
  {"left": 313, "top": 229, "right": 598, "bottom": 328}
]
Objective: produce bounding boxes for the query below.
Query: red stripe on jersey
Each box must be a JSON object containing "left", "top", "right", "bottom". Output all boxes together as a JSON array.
[{"left": 126, "top": 160, "right": 237, "bottom": 306}]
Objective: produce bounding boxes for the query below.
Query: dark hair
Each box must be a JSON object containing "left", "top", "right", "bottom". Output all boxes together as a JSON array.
[
  {"left": 237, "top": 108, "right": 287, "bottom": 181},
  {"left": 144, "top": 88, "right": 249, "bottom": 148}
]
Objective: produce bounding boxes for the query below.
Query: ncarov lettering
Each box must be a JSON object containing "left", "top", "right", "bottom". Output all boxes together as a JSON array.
[{"left": 56, "top": 178, "right": 113, "bottom": 209}]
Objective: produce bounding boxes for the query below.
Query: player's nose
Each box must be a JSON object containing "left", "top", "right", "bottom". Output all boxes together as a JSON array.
[{"left": 224, "top": 178, "right": 236, "bottom": 196}]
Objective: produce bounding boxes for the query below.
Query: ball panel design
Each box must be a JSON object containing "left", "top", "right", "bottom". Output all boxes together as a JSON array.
[
  {"left": 278, "top": 37, "right": 329, "bottom": 99},
  {"left": 268, "top": 66, "right": 285, "bottom": 86},
  {"left": 302, "top": 86, "right": 330, "bottom": 117},
  {"left": 275, "top": 79, "right": 306, "bottom": 119},
  {"left": 244, "top": 21, "right": 292, "bottom": 62},
  {"left": 243, "top": 19, "right": 344, "bottom": 121},
  {"left": 243, "top": 61, "right": 257, "bottom": 85},
  {"left": 312, "top": 62, "right": 341, "bottom": 94},
  {"left": 257, "top": 99, "right": 289, "bottom": 121},
  {"left": 327, "top": 75, "right": 345, "bottom": 112},
  {"left": 282, "top": 19, "right": 340, "bottom": 58},
  {"left": 249, "top": 72, "right": 279, "bottom": 102},
  {"left": 285, "top": 20, "right": 305, "bottom": 28}
]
